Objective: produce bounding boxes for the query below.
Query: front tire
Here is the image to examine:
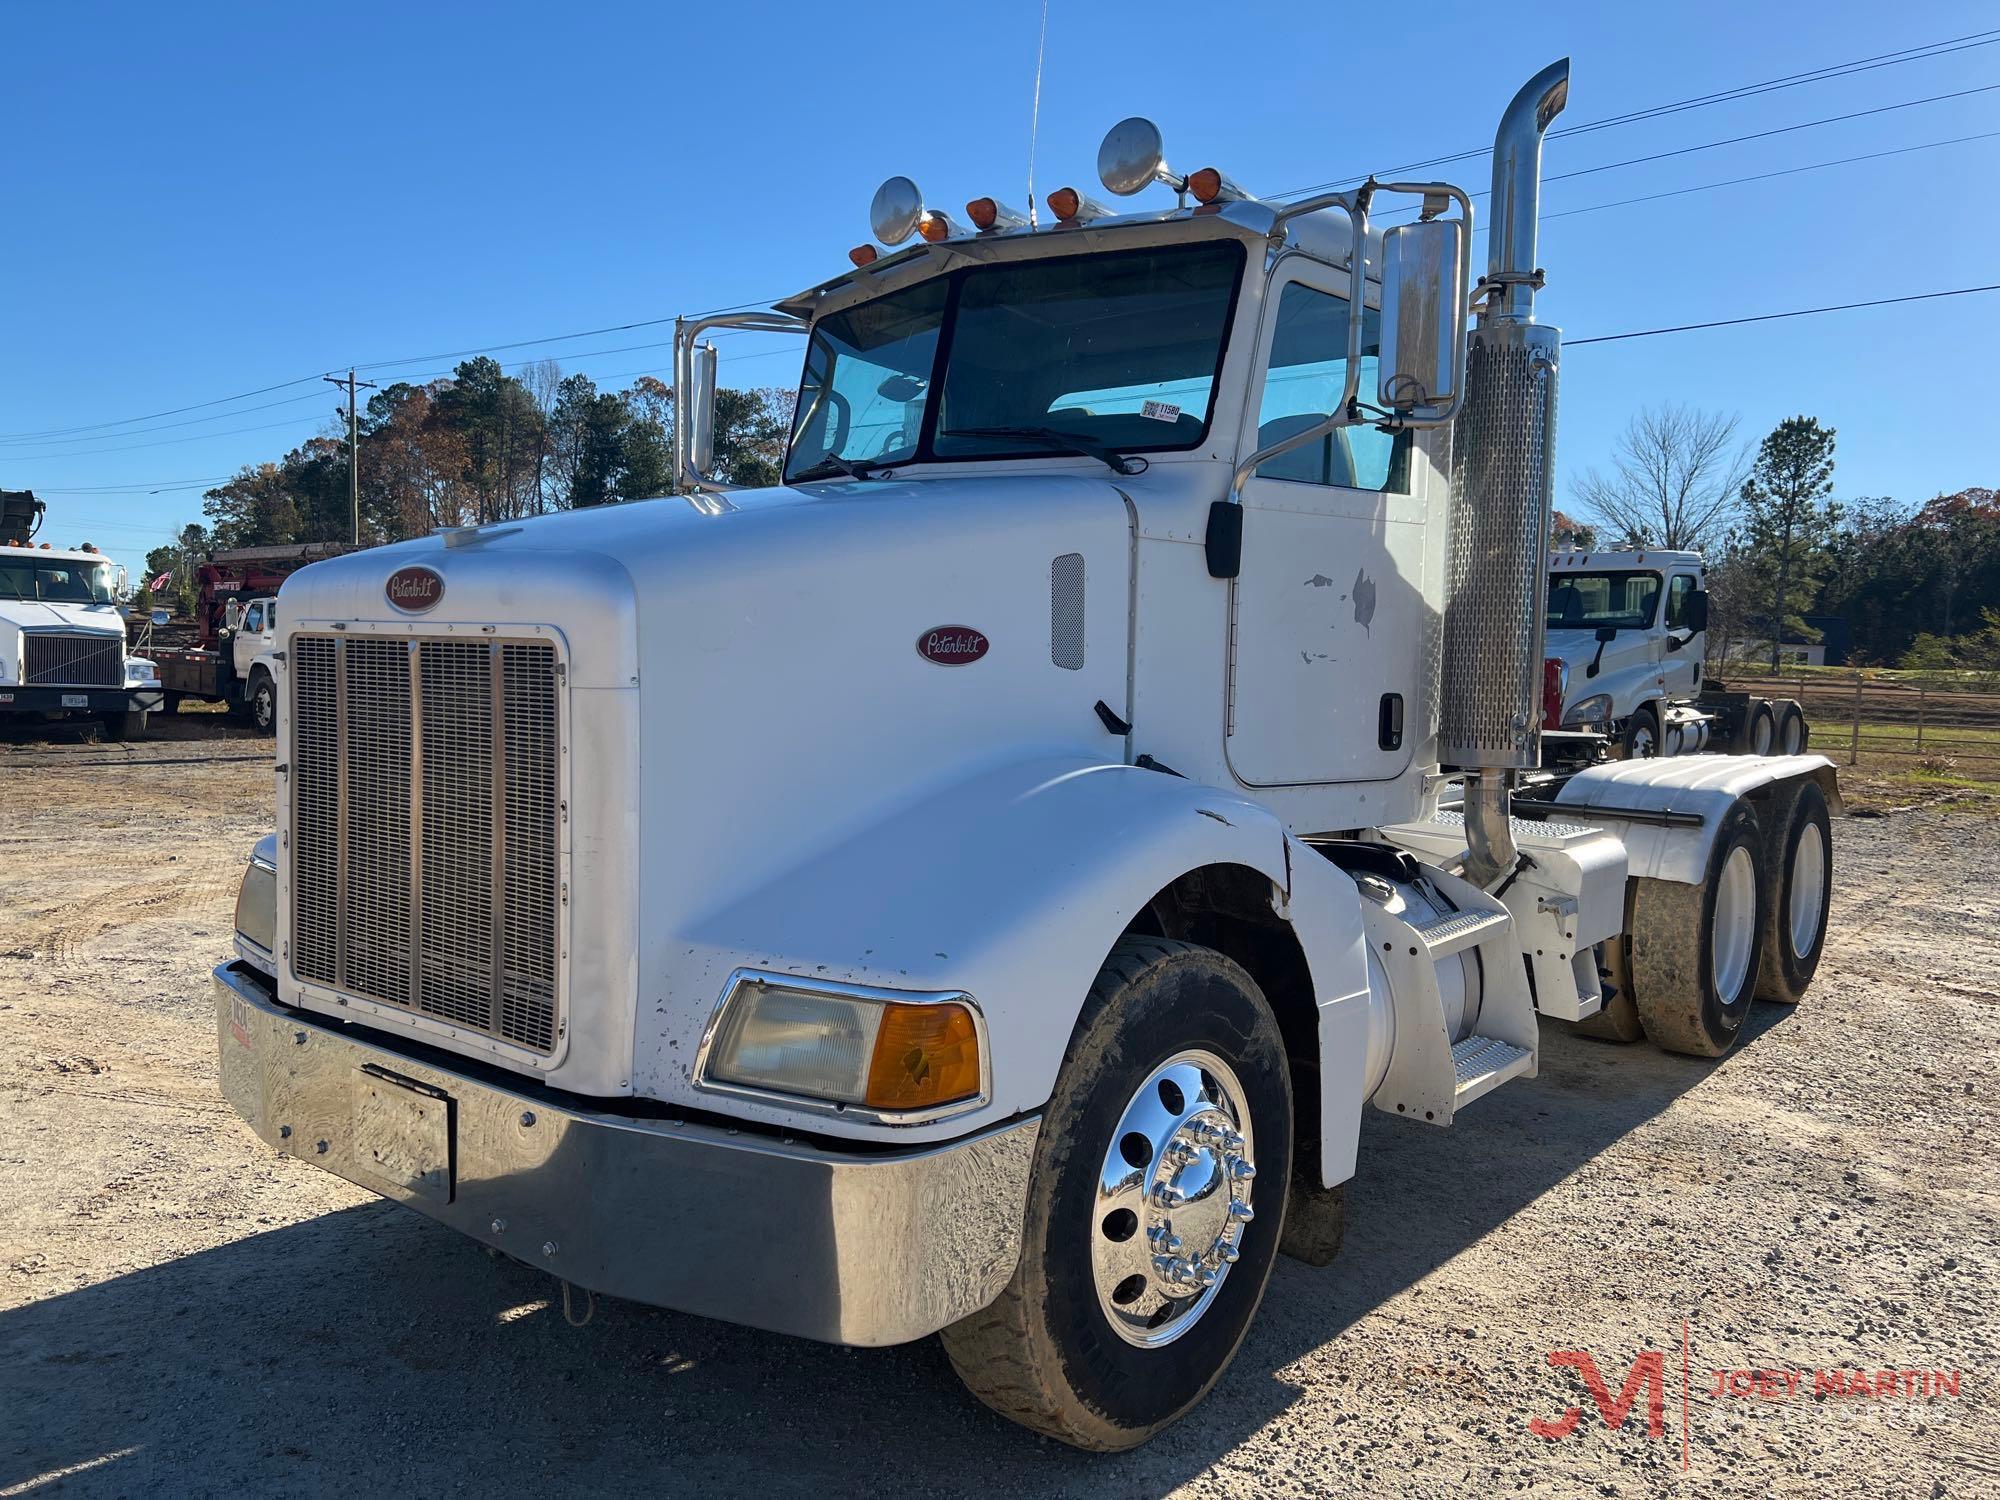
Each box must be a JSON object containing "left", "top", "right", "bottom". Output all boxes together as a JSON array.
[
  {"left": 249, "top": 672, "right": 277, "bottom": 736},
  {"left": 100, "top": 709, "right": 147, "bottom": 742},
  {"left": 941, "top": 937, "right": 1293, "bottom": 1451},
  {"left": 1620, "top": 704, "right": 1661, "bottom": 760},
  {"left": 1630, "top": 799, "right": 1767, "bottom": 1056}
]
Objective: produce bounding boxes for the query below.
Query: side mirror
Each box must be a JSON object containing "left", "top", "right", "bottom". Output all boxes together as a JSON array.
[
  {"left": 1378, "top": 218, "right": 1465, "bottom": 414},
  {"left": 1686, "top": 588, "right": 1710, "bottom": 632},
  {"left": 688, "top": 342, "right": 720, "bottom": 476},
  {"left": 151, "top": 608, "right": 170, "bottom": 627}
]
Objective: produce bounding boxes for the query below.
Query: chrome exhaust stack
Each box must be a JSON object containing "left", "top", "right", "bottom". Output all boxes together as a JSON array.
[{"left": 1440, "top": 60, "right": 1569, "bottom": 887}]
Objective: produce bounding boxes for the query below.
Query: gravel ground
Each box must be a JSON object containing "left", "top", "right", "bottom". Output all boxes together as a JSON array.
[{"left": 1, "top": 739, "right": 1995, "bottom": 1497}]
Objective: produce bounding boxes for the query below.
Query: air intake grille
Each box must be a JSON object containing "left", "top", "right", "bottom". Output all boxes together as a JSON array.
[
  {"left": 1050, "top": 553, "right": 1085, "bottom": 671},
  {"left": 291, "top": 633, "right": 561, "bottom": 1053},
  {"left": 23, "top": 633, "right": 123, "bottom": 686}
]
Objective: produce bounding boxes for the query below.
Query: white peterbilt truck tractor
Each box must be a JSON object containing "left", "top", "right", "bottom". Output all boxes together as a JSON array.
[
  {"left": 217, "top": 61, "right": 1841, "bottom": 1449},
  {"left": 1544, "top": 547, "right": 1812, "bottom": 759}
]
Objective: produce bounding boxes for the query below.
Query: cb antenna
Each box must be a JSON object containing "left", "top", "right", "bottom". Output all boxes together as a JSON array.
[{"left": 1027, "top": 0, "right": 1050, "bottom": 227}]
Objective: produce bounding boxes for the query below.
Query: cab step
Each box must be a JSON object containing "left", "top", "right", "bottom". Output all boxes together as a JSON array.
[
  {"left": 1451, "top": 1034, "right": 1534, "bottom": 1107},
  {"left": 1412, "top": 906, "right": 1512, "bottom": 959}
]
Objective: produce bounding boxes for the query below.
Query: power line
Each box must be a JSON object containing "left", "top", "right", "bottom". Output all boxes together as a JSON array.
[
  {"left": 0, "top": 387, "right": 334, "bottom": 448},
  {"left": 1266, "top": 27, "right": 2000, "bottom": 199},
  {"left": 0, "top": 372, "right": 328, "bottom": 443},
  {"left": 1567, "top": 283, "right": 2000, "bottom": 346},
  {"left": 1537, "top": 130, "right": 2000, "bottom": 223},
  {"left": 1370, "top": 125, "right": 2000, "bottom": 228}
]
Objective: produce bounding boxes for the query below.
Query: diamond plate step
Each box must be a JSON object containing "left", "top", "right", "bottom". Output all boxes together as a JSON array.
[
  {"left": 1412, "top": 906, "right": 1511, "bottom": 958},
  {"left": 1451, "top": 1033, "right": 1534, "bottom": 1108}
]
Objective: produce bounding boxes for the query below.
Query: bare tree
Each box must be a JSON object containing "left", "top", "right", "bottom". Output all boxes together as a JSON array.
[{"left": 1570, "top": 404, "right": 1749, "bottom": 553}]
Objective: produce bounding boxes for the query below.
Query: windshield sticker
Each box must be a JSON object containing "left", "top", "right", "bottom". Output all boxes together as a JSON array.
[{"left": 1141, "top": 400, "right": 1182, "bottom": 423}]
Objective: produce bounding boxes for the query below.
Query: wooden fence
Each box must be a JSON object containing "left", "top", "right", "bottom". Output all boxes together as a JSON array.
[{"left": 1710, "top": 671, "right": 2000, "bottom": 767}]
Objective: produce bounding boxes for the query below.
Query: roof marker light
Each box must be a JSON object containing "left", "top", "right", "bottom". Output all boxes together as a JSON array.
[
  {"left": 966, "top": 196, "right": 1029, "bottom": 232},
  {"left": 848, "top": 244, "right": 879, "bottom": 267},
  {"left": 1188, "top": 167, "right": 1250, "bottom": 205},
  {"left": 917, "top": 210, "right": 963, "bottom": 243},
  {"left": 1046, "top": 187, "right": 1111, "bottom": 225}
]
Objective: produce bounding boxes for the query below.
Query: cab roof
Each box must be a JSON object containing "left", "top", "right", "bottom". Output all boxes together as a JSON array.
[{"left": 776, "top": 197, "right": 1384, "bottom": 321}]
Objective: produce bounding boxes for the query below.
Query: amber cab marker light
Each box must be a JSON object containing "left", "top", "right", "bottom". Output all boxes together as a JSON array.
[
  {"left": 966, "top": 196, "right": 998, "bottom": 231},
  {"left": 1046, "top": 186, "right": 1081, "bottom": 221},
  {"left": 848, "top": 244, "right": 879, "bottom": 267},
  {"left": 862, "top": 1000, "right": 981, "bottom": 1112}
]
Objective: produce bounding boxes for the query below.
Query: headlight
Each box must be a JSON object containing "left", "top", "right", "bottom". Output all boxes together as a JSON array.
[
  {"left": 125, "top": 657, "right": 159, "bottom": 685},
  {"left": 234, "top": 835, "right": 278, "bottom": 974},
  {"left": 1564, "top": 693, "right": 1614, "bottom": 726},
  {"left": 699, "top": 972, "right": 984, "bottom": 1118}
]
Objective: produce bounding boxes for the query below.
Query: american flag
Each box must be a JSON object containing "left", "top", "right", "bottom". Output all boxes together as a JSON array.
[{"left": 149, "top": 571, "right": 172, "bottom": 592}]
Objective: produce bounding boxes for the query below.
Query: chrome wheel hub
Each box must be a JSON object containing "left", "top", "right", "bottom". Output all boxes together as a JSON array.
[{"left": 1091, "top": 1050, "right": 1255, "bottom": 1347}]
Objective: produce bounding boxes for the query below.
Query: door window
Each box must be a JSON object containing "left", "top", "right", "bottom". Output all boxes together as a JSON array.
[
  {"left": 242, "top": 602, "right": 264, "bottom": 633},
  {"left": 1254, "top": 282, "right": 1410, "bottom": 493},
  {"left": 1664, "top": 574, "right": 1697, "bottom": 629}
]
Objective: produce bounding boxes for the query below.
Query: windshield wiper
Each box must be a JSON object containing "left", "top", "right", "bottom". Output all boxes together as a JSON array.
[
  {"left": 940, "top": 426, "right": 1146, "bottom": 476},
  {"left": 792, "top": 453, "right": 889, "bottom": 484}
]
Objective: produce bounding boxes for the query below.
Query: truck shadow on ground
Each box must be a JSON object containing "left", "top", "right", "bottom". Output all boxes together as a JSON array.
[{"left": 1, "top": 1008, "right": 1793, "bottom": 1496}]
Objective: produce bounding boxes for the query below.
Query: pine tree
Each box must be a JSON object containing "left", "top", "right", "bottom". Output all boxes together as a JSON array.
[{"left": 1739, "top": 416, "right": 1841, "bottom": 670}]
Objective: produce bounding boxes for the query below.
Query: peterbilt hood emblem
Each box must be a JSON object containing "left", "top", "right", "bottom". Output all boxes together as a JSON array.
[
  {"left": 917, "top": 626, "right": 988, "bottom": 665},
  {"left": 386, "top": 565, "right": 445, "bottom": 613}
]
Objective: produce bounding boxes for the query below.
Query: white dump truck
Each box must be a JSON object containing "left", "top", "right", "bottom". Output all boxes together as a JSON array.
[
  {"left": 216, "top": 61, "right": 1841, "bottom": 1450},
  {"left": 1545, "top": 548, "right": 1811, "bottom": 758},
  {"left": 0, "top": 497, "right": 164, "bottom": 739}
]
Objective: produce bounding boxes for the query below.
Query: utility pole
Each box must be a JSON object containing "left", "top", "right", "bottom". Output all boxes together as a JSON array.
[{"left": 324, "top": 368, "right": 379, "bottom": 544}]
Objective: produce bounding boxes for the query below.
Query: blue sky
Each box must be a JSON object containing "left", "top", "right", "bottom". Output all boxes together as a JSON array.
[{"left": 4, "top": 0, "right": 1996, "bottom": 564}]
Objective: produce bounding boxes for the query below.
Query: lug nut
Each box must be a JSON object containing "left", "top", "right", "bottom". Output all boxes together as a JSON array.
[
  {"left": 1227, "top": 1200, "right": 1254, "bottom": 1222},
  {"left": 1218, "top": 1241, "right": 1242, "bottom": 1264},
  {"left": 1229, "top": 1159, "right": 1256, "bottom": 1181}
]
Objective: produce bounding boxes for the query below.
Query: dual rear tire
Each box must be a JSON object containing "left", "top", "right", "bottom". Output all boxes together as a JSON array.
[{"left": 1575, "top": 783, "right": 1832, "bottom": 1056}]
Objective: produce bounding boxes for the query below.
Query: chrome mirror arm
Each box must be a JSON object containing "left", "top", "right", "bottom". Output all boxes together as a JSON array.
[{"left": 672, "top": 311, "right": 809, "bottom": 493}]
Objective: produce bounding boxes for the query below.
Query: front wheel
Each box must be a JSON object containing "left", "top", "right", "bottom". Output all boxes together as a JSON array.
[
  {"left": 1620, "top": 704, "right": 1661, "bottom": 760},
  {"left": 100, "top": 709, "right": 147, "bottom": 742},
  {"left": 249, "top": 673, "right": 277, "bottom": 736},
  {"left": 941, "top": 937, "right": 1293, "bottom": 1451}
]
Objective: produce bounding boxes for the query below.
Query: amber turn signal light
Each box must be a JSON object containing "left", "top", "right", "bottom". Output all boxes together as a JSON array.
[{"left": 863, "top": 1001, "right": 981, "bottom": 1112}]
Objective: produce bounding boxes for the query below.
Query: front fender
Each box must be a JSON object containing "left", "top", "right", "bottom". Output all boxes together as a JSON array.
[{"left": 636, "top": 756, "right": 1368, "bottom": 1147}]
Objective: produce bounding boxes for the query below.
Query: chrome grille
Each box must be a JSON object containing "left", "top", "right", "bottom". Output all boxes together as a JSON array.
[
  {"left": 23, "top": 632, "right": 123, "bottom": 686},
  {"left": 291, "top": 633, "right": 561, "bottom": 1053}
]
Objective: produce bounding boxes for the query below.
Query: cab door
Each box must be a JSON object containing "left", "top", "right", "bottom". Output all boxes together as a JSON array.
[
  {"left": 1660, "top": 570, "right": 1702, "bottom": 698},
  {"left": 234, "top": 599, "right": 273, "bottom": 678},
  {"left": 1224, "top": 263, "right": 1431, "bottom": 786}
]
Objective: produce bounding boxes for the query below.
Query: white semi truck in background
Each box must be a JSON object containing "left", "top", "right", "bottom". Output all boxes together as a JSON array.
[
  {"left": 1545, "top": 548, "right": 1811, "bottom": 758},
  {"left": 0, "top": 492, "right": 164, "bottom": 740},
  {"left": 216, "top": 61, "right": 1843, "bottom": 1450}
]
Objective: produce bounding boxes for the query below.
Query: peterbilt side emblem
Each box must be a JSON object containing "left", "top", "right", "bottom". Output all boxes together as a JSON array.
[
  {"left": 917, "top": 626, "right": 988, "bottom": 665},
  {"left": 386, "top": 566, "right": 445, "bottom": 613}
]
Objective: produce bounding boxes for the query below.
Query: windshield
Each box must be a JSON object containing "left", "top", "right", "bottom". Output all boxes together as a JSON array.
[
  {"left": 0, "top": 559, "right": 115, "bottom": 605},
  {"left": 785, "top": 240, "right": 1245, "bottom": 482},
  {"left": 1547, "top": 570, "right": 1662, "bottom": 631}
]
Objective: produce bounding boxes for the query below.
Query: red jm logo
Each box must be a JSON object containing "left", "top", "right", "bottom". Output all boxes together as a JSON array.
[{"left": 1529, "top": 1349, "right": 1669, "bottom": 1442}]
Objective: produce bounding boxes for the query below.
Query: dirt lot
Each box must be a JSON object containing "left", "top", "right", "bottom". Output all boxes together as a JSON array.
[{"left": 1, "top": 734, "right": 1996, "bottom": 1497}]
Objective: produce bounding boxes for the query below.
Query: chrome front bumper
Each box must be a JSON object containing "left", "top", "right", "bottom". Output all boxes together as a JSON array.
[{"left": 215, "top": 963, "right": 1038, "bottom": 1346}]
